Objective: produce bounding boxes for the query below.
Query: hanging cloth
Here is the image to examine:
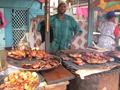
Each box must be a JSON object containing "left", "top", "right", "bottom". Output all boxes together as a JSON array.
[
  {"left": 76, "top": 6, "right": 88, "bottom": 18},
  {"left": 81, "top": 6, "right": 88, "bottom": 18},
  {"left": 0, "top": 11, "right": 7, "bottom": 29},
  {"left": 28, "top": 19, "right": 42, "bottom": 49},
  {"left": 76, "top": 6, "right": 82, "bottom": 16},
  {"left": 38, "top": 0, "right": 45, "bottom": 3}
]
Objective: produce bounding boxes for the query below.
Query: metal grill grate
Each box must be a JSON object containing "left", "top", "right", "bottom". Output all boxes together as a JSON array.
[{"left": 11, "top": 9, "right": 29, "bottom": 47}]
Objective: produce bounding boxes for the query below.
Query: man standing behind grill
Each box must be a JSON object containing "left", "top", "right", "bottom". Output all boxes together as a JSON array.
[
  {"left": 49, "top": 2, "right": 82, "bottom": 52},
  {"left": 38, "top": 2, "right": 82, "bottom": 52}
]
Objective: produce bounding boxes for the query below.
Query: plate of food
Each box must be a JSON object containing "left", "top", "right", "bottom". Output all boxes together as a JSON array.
[
  {"left": 66, "top": 51, "right": 112, "bottom": 65},
  {"left": 0, "top": 70, "right": 40, "bottom": 90}
]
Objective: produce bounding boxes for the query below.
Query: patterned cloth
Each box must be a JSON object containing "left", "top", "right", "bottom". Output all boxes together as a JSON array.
[
  {"left": 97, "top": 21, "right": 117, "bottom": 51},
  {"left": 50, "top": 14, "right": 82, "bottom": 52},
  {"left": 18, "top": 20, "right": 42, "bottom": 49}
]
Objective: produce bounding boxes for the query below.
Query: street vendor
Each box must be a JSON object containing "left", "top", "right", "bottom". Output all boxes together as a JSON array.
[
  {"left": 97, "top": 11, "right": 120, "bottom": 51},
  {"left": 38, "top": 2, "right": 82, "bottom": 52}
]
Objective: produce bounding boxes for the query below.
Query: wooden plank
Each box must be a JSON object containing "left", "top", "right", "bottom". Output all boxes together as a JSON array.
[{"left": 41, "top": 65, "right": 75, "bottom": 85}]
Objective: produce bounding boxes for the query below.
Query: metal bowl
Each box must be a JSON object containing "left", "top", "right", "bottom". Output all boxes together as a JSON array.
[{"left": 0, "top": 70, "right": 42, "bottom": 90}]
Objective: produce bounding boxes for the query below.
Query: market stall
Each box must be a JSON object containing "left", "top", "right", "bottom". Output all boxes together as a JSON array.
[
  {"left": 1, "top": 48, "right": 120, "bottom": 90},
  {"left": 57, "top": 48, "right": 120, "bottom": 90},
  {"left": 0, "top": 0, "right": 75, "bottom": 90},
  {"left": 0, "top": 50, "right": 74, "bottom": 90},
  {"left": 1, "top": 0, "right": 120, "bottom": 90},
  {"left": 61, "top": 0, "right": 120, "bottom": 89},
  {"left": 87, "top": 0, "right": 120, "bottom": 48}
]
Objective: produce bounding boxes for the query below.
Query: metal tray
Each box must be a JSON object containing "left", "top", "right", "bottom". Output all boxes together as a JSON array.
[
  {"left": 59, "top": 49, "right": 112, "bottom": 64},
  {"left": 6, "top": 55, "right": 61, "bottom": 72},
  {"left": 59, "top": 48, "right": 108, "bottom": 55},
  {"left": 58, "top": 50, "right": 119, "bottom": 71}
]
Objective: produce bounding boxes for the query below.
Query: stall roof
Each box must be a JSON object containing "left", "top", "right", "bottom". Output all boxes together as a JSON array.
[
  {"left": 93, "top": 0, "right": 120, "bottom": 12},
  {"left": 70, "top": 0, "right": 88, "bottom": 5}
]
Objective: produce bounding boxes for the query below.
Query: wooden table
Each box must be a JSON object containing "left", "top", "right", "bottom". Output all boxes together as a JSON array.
[
  {"left": 39, "top": 81, "right": 69, "bottom": 90},
  {"left": 37, "top": 65, "right": 75, "bottom": 90}
]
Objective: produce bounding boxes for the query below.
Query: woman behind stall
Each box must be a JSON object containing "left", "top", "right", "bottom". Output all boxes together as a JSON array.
[{"left": 97, "top": 11, "right": 120, "bottom": 51}]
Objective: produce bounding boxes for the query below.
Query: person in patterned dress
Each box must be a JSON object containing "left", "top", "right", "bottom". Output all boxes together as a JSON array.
[{"left": 97, "top": 11, "right": 120, "bottom": 51}]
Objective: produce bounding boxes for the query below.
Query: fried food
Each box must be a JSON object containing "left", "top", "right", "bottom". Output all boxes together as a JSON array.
[
  {"left": 0, "top": 71, "right": 39, "bottom": 90},
  {"left": 68, "top": 52, "right": 110, "bottom": 65},
  {"left": 8, "top": 50, "right": 26, "bottom": 59},
  {"left": 22, "top": 58, "right": 60, "bottom": 70}
]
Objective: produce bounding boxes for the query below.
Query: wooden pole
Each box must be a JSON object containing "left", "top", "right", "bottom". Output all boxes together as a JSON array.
[
  {"left": 45, "top": 0, "right": 50, "bottom": 52},
  {"left": 88, "top": 0, "right": 94, "bottom": 47}
]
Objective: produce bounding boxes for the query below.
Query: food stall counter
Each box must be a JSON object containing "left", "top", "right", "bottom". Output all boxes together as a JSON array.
[{"left": 0, "top": 50, "right": 74, "bottom": 90}]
